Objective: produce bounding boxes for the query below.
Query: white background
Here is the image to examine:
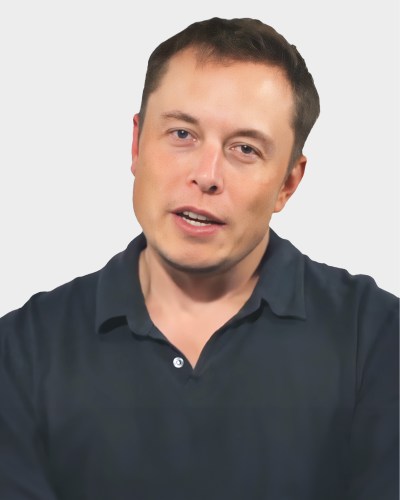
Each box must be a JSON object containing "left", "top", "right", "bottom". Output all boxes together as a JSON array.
[{"left": 0, "top": 1, "right": 399, "bottom": 317}]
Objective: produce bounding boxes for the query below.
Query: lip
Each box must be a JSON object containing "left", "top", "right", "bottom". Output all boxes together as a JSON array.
[
  {"left": 172, "top": 206, "right": 226, "bottom": 225},
  {"left": 172, "top": 212, "right": 225, "bottom": 237}
]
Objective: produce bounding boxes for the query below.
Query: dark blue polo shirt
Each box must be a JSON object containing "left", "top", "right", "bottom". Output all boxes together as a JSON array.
[{"left": 0, "top": 230, "right": 398, "bottom": 500}]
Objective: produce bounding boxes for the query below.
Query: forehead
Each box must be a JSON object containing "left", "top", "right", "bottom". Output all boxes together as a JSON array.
[
  {"left": 144, "top": 49, "right": 295, "bottom": 142},
  {"left": 153, "top": 49, "right": 292, "bottom": 107},
  {"left": 160, "top": 48, "right": 291, "bottom": 95}
]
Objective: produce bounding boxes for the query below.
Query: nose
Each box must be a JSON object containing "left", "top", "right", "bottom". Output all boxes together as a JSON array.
[{"left": 187, "top": 145, "right": 224, "bottom": 194}]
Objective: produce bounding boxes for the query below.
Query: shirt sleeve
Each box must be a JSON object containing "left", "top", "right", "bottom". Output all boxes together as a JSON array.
[
  {"left": 0, "top": 313, "right": 60, "bottom": 499},
  {"left": 346, "top": 292, "right": 399, "bottom": 500}
]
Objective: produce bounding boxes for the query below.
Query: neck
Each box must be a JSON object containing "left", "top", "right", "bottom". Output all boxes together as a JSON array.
[{"left": 139, "top": 232, "right": 270, "bottom": 311}]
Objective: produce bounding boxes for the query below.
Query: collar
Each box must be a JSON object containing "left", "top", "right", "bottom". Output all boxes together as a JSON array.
[
  {"left": 95, "top": 229, "right": 306, "bottom": 335},
  {"left": 254, "top": 229, "right": 306, "bottom": 320},
  {"left": 95, "top": 233, "right": 151, "bottom": 335}
]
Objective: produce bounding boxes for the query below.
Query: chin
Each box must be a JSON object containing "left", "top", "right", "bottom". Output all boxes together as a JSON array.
[{"left": 157, "top": 249, "right": 229, "bottom": 275}]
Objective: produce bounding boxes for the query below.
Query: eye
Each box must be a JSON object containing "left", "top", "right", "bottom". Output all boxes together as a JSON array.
[
  {"left": 231, "top": 144, "right": 261, "bottom": 159},
  {"left": 239, "top": 144, "right": 256, "bottom": 155},
  {"left": 167, "top": 128, "right": 197, "bottom": 148},
  {"left": 171, "top": 129, "right": 192, "bottom": 140}
]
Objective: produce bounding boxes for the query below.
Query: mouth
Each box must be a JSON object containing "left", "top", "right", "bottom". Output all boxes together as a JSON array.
[{"left": 174, "top": 208, "right": 225, "bottom": 227}]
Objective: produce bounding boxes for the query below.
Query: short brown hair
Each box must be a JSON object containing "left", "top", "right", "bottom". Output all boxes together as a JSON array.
[{"left": 139, "top": 17, "right": 320, "bottom": 170}]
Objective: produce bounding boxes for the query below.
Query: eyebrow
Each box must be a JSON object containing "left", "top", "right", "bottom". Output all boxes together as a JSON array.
[
  {"left": 161, "top": 111, "right": 275, "bottom": 154},
  {"left": 161, "top": 111, "right": 199, "bottom": 125}
]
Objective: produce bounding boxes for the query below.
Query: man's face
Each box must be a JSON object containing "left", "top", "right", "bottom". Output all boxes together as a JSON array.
[{"left": 131, "top": 49, "right": 305, "bottom": 274}]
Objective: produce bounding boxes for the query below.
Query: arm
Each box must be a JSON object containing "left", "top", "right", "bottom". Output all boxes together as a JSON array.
[
  {"left": 0, "top": 314, "right": 60, "bottom": 499},
  {"left": 347, "top": 297, "right": 399, "bottom": 500}
]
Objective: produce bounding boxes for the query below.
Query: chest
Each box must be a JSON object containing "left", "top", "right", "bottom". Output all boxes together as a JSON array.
[{"left": 44, "top": 319, "right": 354, "bottom": 500}]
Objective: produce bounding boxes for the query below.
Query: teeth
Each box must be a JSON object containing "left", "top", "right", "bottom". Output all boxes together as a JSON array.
[
  {"left": 184, "top": 219, "right": 211, "bottom": 227},
  {"left": 183, "top": 210, "right": 210, "bottom": 222}
]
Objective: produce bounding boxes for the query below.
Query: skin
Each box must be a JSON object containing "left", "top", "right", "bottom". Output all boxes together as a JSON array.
[{"left": 130, "top": 49, "right": 306, "bottom": 365}]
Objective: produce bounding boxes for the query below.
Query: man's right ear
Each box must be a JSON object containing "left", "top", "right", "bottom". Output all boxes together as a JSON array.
[{"left": 131, "top": 113, "right": 140, "bottom": 175}]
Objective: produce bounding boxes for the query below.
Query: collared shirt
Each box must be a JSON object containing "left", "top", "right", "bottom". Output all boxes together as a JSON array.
[{"left": 0, "top": 230, "right": 398, "bottom": 500}]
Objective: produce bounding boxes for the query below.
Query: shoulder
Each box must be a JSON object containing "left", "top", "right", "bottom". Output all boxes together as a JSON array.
[
  {"left": 0, "top": 235, "right": 144, "bottom": 349},
  {"left": 0, "top": 270, "right": 100, "bottom": 346},
  {"left": 301, "top": 254, "right": 399, "bottom": 349},
  {"left": 303, "top": 254, "right": 398, "bottom": 312},
  {"left": 298, "top": 253, "right": 398, "bottom": 391},
  {"left": 0, "top": 270, "right": 103, "bottom": 399},
  {"left": 271, "top": 230, "right": 398, "bottom": 318}
]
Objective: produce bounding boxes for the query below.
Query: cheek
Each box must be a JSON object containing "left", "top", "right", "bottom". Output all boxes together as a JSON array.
[
  {"left": 247, "top": 198, "right": 274, "bottom": 225},
  {"left": 135, "top": 149, "right": 180, "bottom": 190},
  {"left": 132, "top": 154, "right": 177, "bottom": 223},
  {"left": 133, "top": 161, "right": 163, "bottom": 199},
  {"left": 234, "top": 178, "right": 279, "bottom": 219},
  {"left": 132, "top": 160, "right": 156, "bottom": 218}
]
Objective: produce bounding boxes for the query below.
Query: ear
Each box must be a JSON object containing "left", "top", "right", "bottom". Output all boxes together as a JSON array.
[
  {"left": 131, "top": 113, "right": 140, "bottom": 176},
  {"left": 273, "top": 155, "right": 307, "bottom": 213}
]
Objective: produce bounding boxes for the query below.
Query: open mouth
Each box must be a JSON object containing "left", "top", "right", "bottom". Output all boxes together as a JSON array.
[{"left": 176, "top": 210, "right": 224, "bottom": 227}]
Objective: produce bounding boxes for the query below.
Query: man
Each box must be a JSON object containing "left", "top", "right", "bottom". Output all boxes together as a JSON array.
[{"left": 0, "top": 17, "right": 398, "bottom": 500}]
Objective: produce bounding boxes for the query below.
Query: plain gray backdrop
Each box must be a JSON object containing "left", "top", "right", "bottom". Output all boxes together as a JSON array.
[{"left": 0, "top": 0, "right": 399, "bottom": 317}]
